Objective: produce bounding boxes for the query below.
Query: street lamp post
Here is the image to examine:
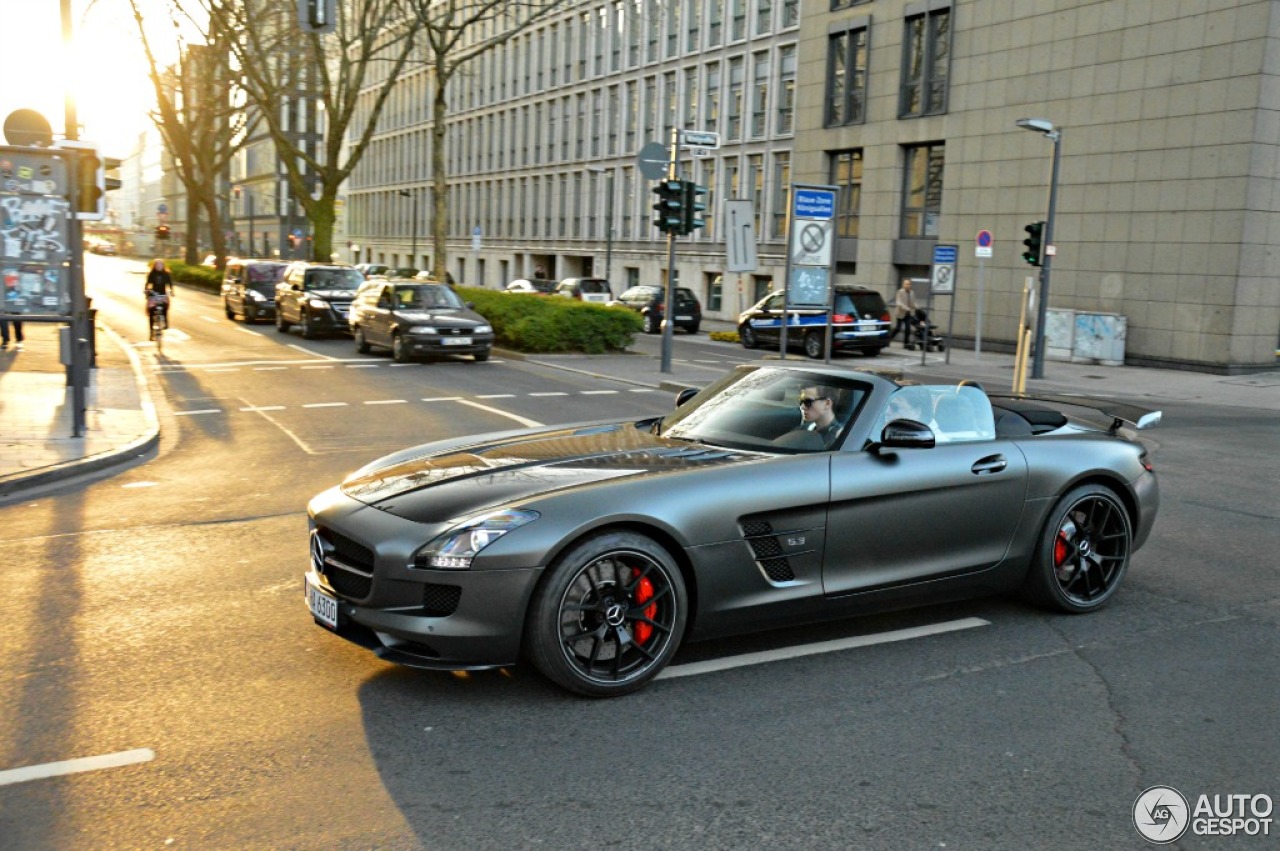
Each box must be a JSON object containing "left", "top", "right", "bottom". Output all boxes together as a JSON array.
[
  {"left": 587, "top": 166, "right": 616, "bottom": 284},
  {"left": 399, "top": 189, "right": 419, "bottom": 267},
  {"left": 1015, "top": 118, "right": 1062, "bottom": 380}
]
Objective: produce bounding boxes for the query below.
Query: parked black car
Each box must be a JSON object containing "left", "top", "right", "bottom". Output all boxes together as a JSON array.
[
  {"left": 613, "top": 285, "right": 702, "bottom": 334},
  {"left": 275, "top": 263, "right": 365, "bottom": 338},
  {"left": 222, "top": 259, "right": 288, "bottom": 323},
  {"left": 738, "top": 286, "right": 892, "bottom": 358},
  {"left": 348, "top": 279, "right": 494, "bottom": 362}
]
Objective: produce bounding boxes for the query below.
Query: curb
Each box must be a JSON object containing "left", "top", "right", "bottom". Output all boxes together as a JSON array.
[{"left": 0, "top": 323, "right": 161, "bottom": 498}]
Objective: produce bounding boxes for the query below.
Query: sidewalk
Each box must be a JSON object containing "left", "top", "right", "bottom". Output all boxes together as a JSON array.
[
  {"left": 0, "top": 316, "right": 1275, "bottom": 499},
  {"left": 0, "top": 320, "right": 158, "bottom": 499}
]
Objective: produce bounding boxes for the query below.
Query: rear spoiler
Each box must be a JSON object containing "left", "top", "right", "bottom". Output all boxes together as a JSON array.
[{"left": 988, "top": 392, "right": 1162, "bottom": 434}]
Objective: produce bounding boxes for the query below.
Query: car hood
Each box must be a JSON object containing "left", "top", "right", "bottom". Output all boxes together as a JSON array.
[
  {"left": 340, "top": 422, "right": 753, "bottom": 523},
  {"left": 393, "top": 309, "right": 486, "bottom": 326}
]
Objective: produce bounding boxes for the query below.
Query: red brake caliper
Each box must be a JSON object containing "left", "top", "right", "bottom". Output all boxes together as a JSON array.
[
  {"left": 633, "top": 570, "right": 656, "bottom": 644},
  {"left": 1054, "top": 531, "right": 1070, "bottom": 568}
]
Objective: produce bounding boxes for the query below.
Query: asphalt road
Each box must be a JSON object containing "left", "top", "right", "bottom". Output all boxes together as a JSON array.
[{"left": 1, "top": 257, "right": 1276, "bottom": 850}]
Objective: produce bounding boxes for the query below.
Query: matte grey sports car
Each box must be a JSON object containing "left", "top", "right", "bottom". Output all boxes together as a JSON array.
[{"left": 304, "top": 364, "right": 1160, "bottom": 697}]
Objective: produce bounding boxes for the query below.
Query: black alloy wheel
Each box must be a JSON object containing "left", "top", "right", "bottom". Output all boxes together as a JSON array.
[
  {"left": 526, "top": 531, "right": 687, "bottom": 697},
  {"left": 804, "top": 331, "right": 825, "bottom": 359},
  {"left": 1024, "top": 484, "right": 1132, "bottom": 613},
  {"left": 354, "top": 326, "right": 371, "bottom": 354},
  {"left": 739, "top": 323, "right": 758, "bottom": 349},
  {"left": 275, "top": 306, "right": 291, "bottom": 333}
]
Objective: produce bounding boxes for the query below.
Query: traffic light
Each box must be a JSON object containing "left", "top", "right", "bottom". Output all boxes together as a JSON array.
[
  {"left": 682, "top": 182, "right": 707, "bottom": 235},
  {"left": 155, "top": 225, "right": 170, "bottom": 240},
  {"left": 298, "top": 0, "right": 336, "bottom": 33},
  {"left": 1022, "top": 220, "right": 1045, "bottom": 266},
  {"left": 73, "top": 146, "right": 105, "bottom": 219},
  {"left": 652, "top": 179, "right": 684, "bottom": 235}
]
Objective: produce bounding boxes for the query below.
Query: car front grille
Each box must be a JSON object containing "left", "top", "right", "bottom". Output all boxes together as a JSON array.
[{"left": 313, "top": 526, "right": 375, "bottom": 600}]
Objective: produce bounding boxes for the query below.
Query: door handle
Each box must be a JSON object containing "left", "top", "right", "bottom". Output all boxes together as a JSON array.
[{"left": 971, "top": 455, "right": 1007, "bottom": 475}]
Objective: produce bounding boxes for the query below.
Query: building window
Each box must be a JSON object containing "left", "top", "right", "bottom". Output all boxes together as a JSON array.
[
  {"left": 666, "top": 0, "right": 681, "bottom": 56},
  {"left": 647, "top": 0, "right": 660, "bottom": 62},
  {"left": 771, "top": 150, "right": 790, "bottom": 240},
  {"left": 591, "top": 89, "right": 604, "bottom": 157},
  {"left": 686, "top": 0, "right": 701, "bottom": 51},
  {"left": 901, "top": 143, "right": 944, "bottom": 237},
  {"left": 901, "top": 7, "right": 951, "bottom": 117},
  {"left": 750, "top": 51, "right": 769, "bottom": 138},
  {"left": 708, "top": 273, "right": 723, "bottom": 310},
  {"left": 612, "top": 2, "right": 623, "bottom": 71},
  {"left": 708, "top": 0, "right": 723, "bottom": 45},
  {"left": 830, "top": 149, "right": 863, "bottom": 239},
  {"left": 625, "top": 80, "right": 638, "bottom": 152},
  {"left": 628, "top": 0, "right": 641, "bottom": 66},
  {"left": 826, "top": 26, "right": 868, "bottom": 127},
  {"left": 698, "top": 158, "right": 716, "bottom": 238},
  {"left": 621, "top": 167, "right": 634, "bottom": 239},
  {"left": 755, "top": 0, "right": 772, "bottom": 35},
  {"left": 730, "top": 0, "right": 747, "bottom": 40},
  {"left": 663, "top": 71, "right": 677, "bottom": 136},
  {"left": 781, "top": 0, "right": 798, "bottom": 27},
  {"left": 726, "top": 56, "right": 744, "bottom": 141},
  {"left": 746, "top": 153, "right": 763, "bottom": 233},
  {"left": 579, "top": 12, "right": 591, "bottom": 79},
  {"left": 705, "top": 62, "right": 721, "bottom": 132},
  {"left": 776, "top": 44, "right": 796, "bottom": 134},
  {"left": 643, "top": 76, "right": 657, "bottom": 140},
  {"left": 683, "top": 67, "right": 699, "bottom": 128}
]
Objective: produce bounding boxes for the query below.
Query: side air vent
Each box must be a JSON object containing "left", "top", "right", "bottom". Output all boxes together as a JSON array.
[
  {"left": 739, "top": 516, "right": 795, "bottom": 584},
  {"left": 422, "top": 583, "right": 462, "bottom": 617}
]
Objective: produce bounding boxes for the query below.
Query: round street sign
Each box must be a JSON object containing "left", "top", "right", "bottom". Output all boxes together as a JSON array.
[{"left": 636, "top": 141, "right": 668, "bottom": 180}]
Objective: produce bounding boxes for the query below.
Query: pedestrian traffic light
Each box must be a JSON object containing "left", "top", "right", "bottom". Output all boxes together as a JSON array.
[
  {"left": 682, "top": 182, "right": 707, "bottom": 235},
  {"left": 73, "top": 145, "right": 105, "bottom": 220},
  {"left": 155, "top": 225, "right": 170, "bottom": 240},
  {"left": 1022, "top": 220, "right": 1045, "bottom": 266},
  {"left": 652, "top": 179, "right": 685, "bottom": 235}
]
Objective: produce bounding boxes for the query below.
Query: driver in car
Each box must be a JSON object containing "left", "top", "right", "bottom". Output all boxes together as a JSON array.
[{"left": 797, "top": 384, "right": 844, "bottom": 447}]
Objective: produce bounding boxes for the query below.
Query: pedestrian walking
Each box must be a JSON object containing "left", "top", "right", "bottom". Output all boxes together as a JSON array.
[
  {"left": 0, "top": 315, "right": 24, "bottom": 350},
  {"left": 894, "top": 279, "right": 917, "bottom": 345}
]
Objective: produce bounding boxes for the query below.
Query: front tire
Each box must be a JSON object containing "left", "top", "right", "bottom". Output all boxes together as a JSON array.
[
  {"left": 525, "top": 531, "right": 687, "bottom": 697},
  {"left": 473, "top": 348, "right": 490, "bottom": 362},
  {"left": 391, "top": 333, "right": 412, "bottom": 363},
  {"left": 643, "top": 312, "right": 659, "bottom": 334},
  {"left": 224, "top": 299, "right": 235, "bottom": 320},
  {"left": 1023, "top": 484, "right": 1132, "bottom": 613},
  {"left": 354, "top": 326, "right": 371, "bottom": 354},
  {"left": 739, "top": 323, "right": 758, "bottom": 349},
  {"left": 299, "top": 311, "right": 317, "bottom": 339}
]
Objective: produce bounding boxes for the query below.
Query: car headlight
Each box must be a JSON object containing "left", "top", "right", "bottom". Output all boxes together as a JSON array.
[
  {"left": 408, "top": 326, "right": 438, "bottom": 335},
  {"left": 475, "top": 324, "right": 492, "bottom": 334},
  {"left": 414, "top": 509, "right": 539, "bottom": 569},
  {"left": 247, "top": 290, "right": 265, "bottom": 301},
  {"left": 307, "top": 298, "right": 330, "bottom": 310}
]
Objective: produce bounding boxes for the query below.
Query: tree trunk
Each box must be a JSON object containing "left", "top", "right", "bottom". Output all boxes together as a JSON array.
[
  {"left": 184, "top": 192, "right": 200, "bottom": 265},
  {"left": 431, "top": 75, "right": 450, "bottom": 282}
]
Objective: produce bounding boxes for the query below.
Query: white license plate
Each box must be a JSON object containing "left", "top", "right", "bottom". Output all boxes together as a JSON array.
[
  {"left": 676, "top": 315, "right": 692, "bottom": 321},
  {"left": 442, "top": 336, "right": 472, "bottom": 345},
  {"left": 306, "top": 578, "right": 339, "bottom": 629}
]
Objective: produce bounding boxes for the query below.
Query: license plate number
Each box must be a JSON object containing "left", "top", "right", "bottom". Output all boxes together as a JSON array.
[
  {"left": 306, "top": 578, "right": 339, "bottom": 629},
  {"left": 676, "top": 315, "right": 692, "bottom": 321},
  {"left": 442, "top": 336, "right": 472, "bottom": 345}
]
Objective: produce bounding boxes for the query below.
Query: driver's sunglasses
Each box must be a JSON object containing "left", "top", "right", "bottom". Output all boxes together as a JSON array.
[{"left": 798, "top": 396, "right": 829, "bottom": 408}]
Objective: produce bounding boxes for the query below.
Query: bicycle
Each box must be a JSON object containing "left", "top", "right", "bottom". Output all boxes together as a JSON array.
[{"left": 147, "top": 294, "right": 170, "bottom": 354}]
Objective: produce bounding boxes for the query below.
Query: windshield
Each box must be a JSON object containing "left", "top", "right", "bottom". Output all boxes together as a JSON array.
[
  {"left": 394, "top": 284, "right": 465, "bottom": 310},
  {"left": 661, "top": 367, "right": 870, "bottom": 452},
  {"left": 246, "top": 264, "right": 286, "bottom": 286},
  {"left": 306, "top": 269, "right": 364, "bottom": 290}
]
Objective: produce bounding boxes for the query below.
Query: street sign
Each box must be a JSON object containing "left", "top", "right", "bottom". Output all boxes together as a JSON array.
[
  {"left": 789, "top": 187, "right": 836, "bottom": 268},
  {"left": 636, "top": 141, "right": 668, "bottom": 180},
  {"left": 680, "top": 130, "right": 721, "bottom": 150},
  {"left": 0, "top": 144, "right": 71, "bottom": 316},
  {"left": 931, "top": 244, "right": 958, "bottom": 294},
  {"left": 724, "top": 199, "right": 757, "bottom": 273},
  {"left": 975, "top": 229, "right": 992, "bottom": 258},
  {"left": 689, "top": 147, "right": 713, "bottom": 158}
]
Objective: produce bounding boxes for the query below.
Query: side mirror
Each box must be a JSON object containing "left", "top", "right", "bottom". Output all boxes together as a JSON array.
[
  {"left": 875, "top": 419, "right": 936, "bottom": 451},
  {"left": 675, "top": 387, "right": 699, "bottom": 408},
  {"left": 466, "top": 301, "right": 476, "bottom": 309}
]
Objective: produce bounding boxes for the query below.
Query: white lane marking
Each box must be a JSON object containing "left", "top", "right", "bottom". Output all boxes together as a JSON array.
[
  {"left": 174, "top": 409, "right": 222, "bottom": 416},
  {"left": 628, "top": 388, "right": 655, "bottom": 393},
  {"left": 0, "top": 748, "right": 155, "bottom": 788},
  {"left": 529, "top": 392, "right": 569, "bottom": 397},
  {"left": 206, "top": 368, "right": 240, "bottom": 373},
  {"left": 301, "top": 365, "right": 334, "bottom": 370},
  {"left": 364, "top": 399, "right": 407, "bottom": 405},
  {"left": 121, "top": 482, "right": 158, "bottom": 488},
  {"left": 476, "top": 393, "right": 515, "bottom": 399},
  {"left": 456, "top": 400, "right": 543, "bottom": 428},
  {"left": 388, "top": 363, "right": 420, "bottom": 367},
  {"left": 234, "top": 325, "right": 260, "bottom": 336},
  {"left": 657, "top": 617, "right": 991, "bottom": 681},
  {"left": 233, "top": 394, "right": 316, "bottom": 454},
  {"left": 581, "top": 390, "right": 619, "bottom": 395},
  {"left": 239, "top": 406, "right": 286, "bottom": 412},
  {"left": 289, "top": 343, "right": 338, "bottom": 360},
  {"left": 201, "top": 316, "right": 219, "bottom": 323},
  {"left": 346, "top": 364, "right": 380, "bottom": 369},
  {"left": 253, "top": 366, "right": 288, "bottom": 371},
  {"left": 421, "top": 396, "right": 462, "bottom": 402},
  {"left": 303, "top": 402, "right": 348, "bottom": 408}
]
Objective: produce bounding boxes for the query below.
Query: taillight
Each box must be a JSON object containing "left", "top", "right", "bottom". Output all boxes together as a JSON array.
[
  {"left": 832, "top": 313, "right": 853, "bottom": 324},
  {"left": 880, "top": 310, "right": 892, "bottom": 323},
  {"left": 1140, "top": 450, "right": 1154, "bottom": 472}
]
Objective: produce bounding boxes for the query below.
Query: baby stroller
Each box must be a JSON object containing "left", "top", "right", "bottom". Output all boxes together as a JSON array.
[{"left": 905, "top": 308, "right": 944, "bottom": 351}]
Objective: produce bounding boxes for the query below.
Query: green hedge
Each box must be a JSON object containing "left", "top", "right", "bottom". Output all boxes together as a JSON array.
[
  {"left": 457, "top": 286, "right": 642, "bottom": 354},
  {"left": 168, "top": 261, "right": 223, "bottom": 292}
]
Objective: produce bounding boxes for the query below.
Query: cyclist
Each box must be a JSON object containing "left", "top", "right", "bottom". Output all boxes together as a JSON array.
[{"left": 144, "top": 259, "right": 174, "bottom": 329}]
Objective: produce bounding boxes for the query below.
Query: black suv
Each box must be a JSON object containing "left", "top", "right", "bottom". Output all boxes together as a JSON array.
[
  {"left": 738, "top": 285, "right": 891, "bottom": 358},
  {"left": 613, "top": 285, "right": 702, "bottom": 334},
  {"left": 222, "top": 259, "right": 287, "bottom": 323},
  {"left": 275, "top": 263, "right": 365, "bottom": 338}
]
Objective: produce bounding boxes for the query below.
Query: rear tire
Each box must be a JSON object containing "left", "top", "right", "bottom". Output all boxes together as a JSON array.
[
  {"left": 865, "top": 346, "right": 883, "bottom": 357},
  {"left": 224, "top": 300, "right": 235, "bottom": 320},
  {"left": 1022, "top": 484, "right": 1132, "bottom": 613},
  {"left": 739, "top": 324, "right": 758, "bottom": 349},
  {"left": 643, "top": 312, "right": 659, "bottom": 334},
  {"left": 525, "top": 531, "right": 687, "bottom": 697},
  {"left": 804, "top": 331, "right": 825, "bottom": 359}
]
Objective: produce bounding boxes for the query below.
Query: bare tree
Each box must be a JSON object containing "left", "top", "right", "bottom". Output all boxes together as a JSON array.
[
  {"left": 192, "top": 0, "right": 428, "bottom": 263},
  {"left": 405, "top": 0, "right": 571, "bottom": 281},
  {"left": 130, "top": 0, "right": 251, "bottom": 267}
]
